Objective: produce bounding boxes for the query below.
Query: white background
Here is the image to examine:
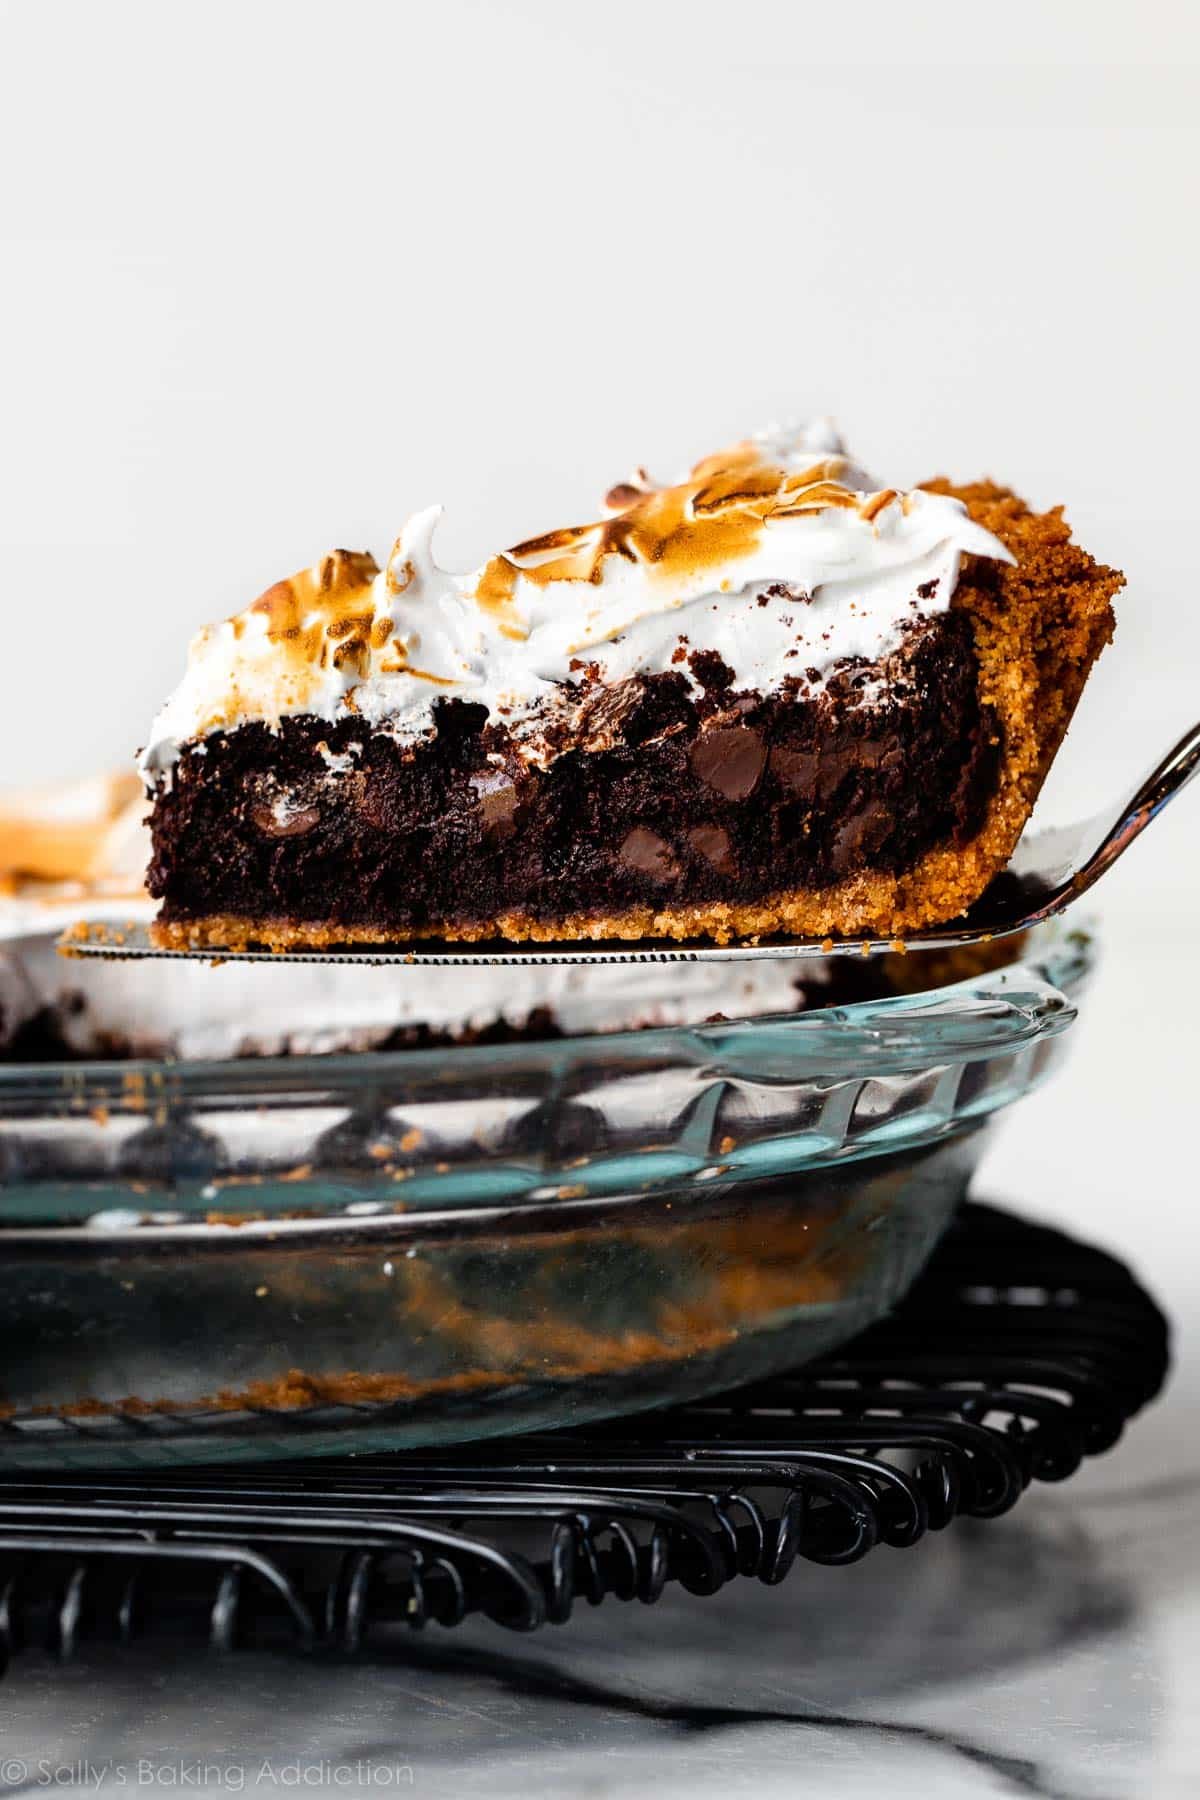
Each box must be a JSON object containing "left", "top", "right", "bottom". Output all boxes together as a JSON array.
[{"left": 1, "top": 8, "right": 1200, "bottom": 1787}]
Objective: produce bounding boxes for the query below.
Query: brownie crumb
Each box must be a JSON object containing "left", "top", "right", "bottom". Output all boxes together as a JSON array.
[{"left": 687, "top": 649, "right": 736, "bottom": 693}]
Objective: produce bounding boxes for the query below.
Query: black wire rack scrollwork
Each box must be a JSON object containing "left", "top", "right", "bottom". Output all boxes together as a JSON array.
[{"left": 0, "top": 1203, "right": 1168, "bottom": 1671}]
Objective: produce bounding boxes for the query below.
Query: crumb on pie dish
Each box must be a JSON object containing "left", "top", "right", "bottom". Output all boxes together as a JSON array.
[{"left": 138, "top": 420, "right": 1123, "bottom": 950}]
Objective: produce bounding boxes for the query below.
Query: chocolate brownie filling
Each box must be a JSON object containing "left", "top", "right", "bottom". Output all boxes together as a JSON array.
[{"left": 148, "top": 612, "right": 999, "bottom": 937}]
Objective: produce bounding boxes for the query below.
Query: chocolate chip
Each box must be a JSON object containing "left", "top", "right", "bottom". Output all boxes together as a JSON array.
[
  {"left": 618, "top": 827, "right": 679, "bottom": 882},
  {"left": 769, "top": 746, "right": 817, "bottom": 796},
  {"left": 770, "top": 744, "right": 851, "bottom": 802},
  {"left": 250, "top": 800, "right": 321, "bottom": 839},
  {"left": 469, "top": 770, "right": 519, "bottom": 842},
  {"left": 828, "top": 801, "right": 892, "bottom": 876},
  {"left": 687, "top": 824, "right": 736, "bottom": 875},
  {"left": 689, "top": 725, "right": 766, "bottom": 801}
]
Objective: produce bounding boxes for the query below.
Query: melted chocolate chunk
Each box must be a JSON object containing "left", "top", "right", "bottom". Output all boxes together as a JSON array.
[
  {"left": 618, "top": 826, "right": 679, "bottom": 882},
  {"left": 470, "top": 770, "right": 519, "bottom": 842},
  {"left": 769, "top": 746, "right": 818, "bottom": 796},
  {"left": 829, "top": 799, "right": 892, "bottom": 875},
  {"left": 687, "top": 824, "right": 737, "bottom": 875},
  {"left": 689, "top": 725, "right": 767, "bottom": 801}
]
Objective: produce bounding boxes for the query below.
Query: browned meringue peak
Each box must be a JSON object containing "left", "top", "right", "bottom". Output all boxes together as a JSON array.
[
  {"left": 246, "top": 547, "right": 383, "bottom": 676},
  {"left": 245, "top": 441, "right": 877, "bottom": 657},
  {"left": 470, "top": 441, "right": 869, "bottom": 620}
]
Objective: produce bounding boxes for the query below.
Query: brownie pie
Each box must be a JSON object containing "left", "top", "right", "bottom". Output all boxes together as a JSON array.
[{"left": 141, "top": 421, "right": 1122, "bottom": 948}]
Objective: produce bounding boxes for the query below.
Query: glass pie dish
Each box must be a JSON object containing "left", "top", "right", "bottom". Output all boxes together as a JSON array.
[{"left": 0, "top": 928, "right": 1092, "bottom": 1468}]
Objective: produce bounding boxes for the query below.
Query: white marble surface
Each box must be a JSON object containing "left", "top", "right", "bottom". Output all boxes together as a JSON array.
[{"left": 2, "top": 875, "right": 1198, "bottom": 1799}]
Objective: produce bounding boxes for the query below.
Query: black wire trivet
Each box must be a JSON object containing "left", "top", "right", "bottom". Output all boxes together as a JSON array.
[{"left": 0, "top": 1202, "right": 1168, "bottom": 1670}]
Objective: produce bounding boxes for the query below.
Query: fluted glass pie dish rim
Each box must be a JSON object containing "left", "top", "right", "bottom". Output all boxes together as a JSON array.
[{"left": 0, "top": 925, "right": 1091, "bottom": 1228}]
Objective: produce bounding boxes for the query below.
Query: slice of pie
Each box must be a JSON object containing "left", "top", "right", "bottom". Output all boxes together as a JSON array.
[{"left": 141, "top": 421, "right": 1122, "bottom": 949}]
